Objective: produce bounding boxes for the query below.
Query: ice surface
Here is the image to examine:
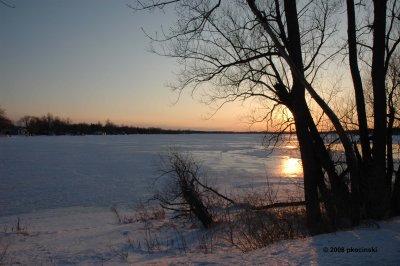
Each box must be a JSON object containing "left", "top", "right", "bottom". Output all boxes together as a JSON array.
[{"left": 0, "top": 134, "right": 301, "bottom": 217}]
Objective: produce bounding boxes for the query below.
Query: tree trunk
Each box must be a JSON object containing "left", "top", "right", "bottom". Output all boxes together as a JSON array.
[
  {"left": 291, "top": 102, "right": 324, "bottom": 234},
  {"left": 392, "top": 165, "right": 400, "bottom": 215},
  {"left": 369, "top": 0, "right": 389, "bottom": 219},
  {"left": 283, "top": 0, "right": 324, "bottom": 234},
  {"left": 343, "top": 0, "right": 369, "bottom": 226},
  {"left": 182, "top": 181, "right": 213, "bottom": 228},
  {"left": 386, "top": 104, "right": 395, "bottom": 187},
  {"left": 305, "top": 112, "right": 354, "bottom": 227},
  {"left": 346, "top": 0, "right": 371, "bottom": 162}
]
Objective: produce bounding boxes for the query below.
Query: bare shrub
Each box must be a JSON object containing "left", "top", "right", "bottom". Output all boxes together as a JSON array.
[
  {"left": 134, "top": 202, "right": 166, "bottom": 223},
  {"left": 3, "top": 217, "right": 29, "bottom": 236},
  {"left": 0, "top": 241, "right": 9, "bottom": 265},
  {"left": 224, "top": 204, "right": 308, "bottom": 252},
  {"left": 111, "top": 204, "right": 165, "bottom": 224},
  {"left": 197, "top": 229, "right": 218, "bottom": 254},
  {"left": 169, "top": 224, "right": 188, "bottom": 254},
  {"left": 127, "top": 221, "right": 189, "bottom": 255},
  {"left": 142, "top": 223, "right": 162, "bottom": 254},
  {"left": 111, "top": 206, "right": 135, "bottom": 224},
  {"left": 153, "top": 150, "right": 234, "bottom": 228},
  {"left": 214, "top": 177, "right": 309, "bottom": 252}
]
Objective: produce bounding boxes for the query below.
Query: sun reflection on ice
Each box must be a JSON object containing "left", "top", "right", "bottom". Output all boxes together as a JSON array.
[{"left": 282, "top": 157, "right": 303, "bottom": 177}]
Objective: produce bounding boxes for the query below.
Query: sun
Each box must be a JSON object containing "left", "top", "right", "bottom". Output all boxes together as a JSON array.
[{"left": 282, "top": 157, "right": 303, "bottom": 177}]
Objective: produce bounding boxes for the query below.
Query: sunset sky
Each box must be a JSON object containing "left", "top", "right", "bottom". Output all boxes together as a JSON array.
[{"left": 0, "top": 0, "right": 254, "bottom": 131}]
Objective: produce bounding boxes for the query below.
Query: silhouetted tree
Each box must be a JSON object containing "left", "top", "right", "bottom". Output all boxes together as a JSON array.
[
  {"left": 133, "top": 0, "right": 400, "bottom": 233},
  {"left": 0, "top": 107, "right": 13, "bottom": 132},
  {"left": 344, "top": 0, "right": 400, "bottom": 219},
  {"left": 16, "top": 113, "right": 208, "bottom": 136}
]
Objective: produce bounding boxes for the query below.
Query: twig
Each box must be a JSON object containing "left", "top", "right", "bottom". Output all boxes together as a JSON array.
[{"left": 249, "top": 200, "right": 306, "bottom": 211}]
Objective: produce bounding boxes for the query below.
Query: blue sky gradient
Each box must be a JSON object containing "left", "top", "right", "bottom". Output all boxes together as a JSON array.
[{"left": 0, "top": 0, "right": 250, "bottom": 130}]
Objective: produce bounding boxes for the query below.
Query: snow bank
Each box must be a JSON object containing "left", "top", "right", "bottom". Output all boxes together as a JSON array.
[{"left": 0, "top": 207, "right": 399, "bottom": 265}]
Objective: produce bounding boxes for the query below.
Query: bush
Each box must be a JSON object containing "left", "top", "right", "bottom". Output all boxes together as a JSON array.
[
  {"left": 153, "top": 150, "right": 235, "bottom": 228},
  {"left": 153, "top": 150, "right": 215, "bottom": 228},
  {"left": 226, "top": 205, "right": 308, "bottom": 252}
]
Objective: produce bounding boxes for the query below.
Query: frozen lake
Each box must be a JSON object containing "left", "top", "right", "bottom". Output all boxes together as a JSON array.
[{"left": 0, "top": 134, "right": 303, "bottom": 217}]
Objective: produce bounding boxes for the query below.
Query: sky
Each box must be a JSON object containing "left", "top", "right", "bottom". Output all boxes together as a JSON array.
[{"left": 0, "top": 0, "right": 254, "bottom": 131}]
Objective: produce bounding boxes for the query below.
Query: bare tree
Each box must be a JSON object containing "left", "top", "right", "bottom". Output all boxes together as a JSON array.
[
  {"left": 154, "top": 150, "right": 235, "bottom": 228},
  {"left": 343, "top": 0, "right": 400, "bottom": 219},
  {"left": 133, "top": 0, "right": 400, "bottom": 233}
]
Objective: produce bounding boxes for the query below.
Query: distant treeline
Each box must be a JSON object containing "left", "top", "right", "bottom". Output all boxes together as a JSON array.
[
  {"left": 1, "top": 112, "right": 400, "bottom": 136},
  {"left": 1, "top": 113, "right": 241, "bottom": 135}
]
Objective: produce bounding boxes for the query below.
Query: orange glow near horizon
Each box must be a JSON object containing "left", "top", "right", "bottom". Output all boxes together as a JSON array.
[{"left": 5, "top": 97, "right": 266, "bottom": 132}]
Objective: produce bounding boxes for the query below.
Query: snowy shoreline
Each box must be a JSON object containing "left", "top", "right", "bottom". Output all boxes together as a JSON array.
[
  {"left": 1, "top": 207, "right": 399, "bottom": 265},
  {"left": 2, "top": 135, "right": 399, "bottom": 265}
]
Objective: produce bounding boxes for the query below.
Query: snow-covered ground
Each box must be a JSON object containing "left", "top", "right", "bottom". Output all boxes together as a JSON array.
[
  {"left": 0, "top": 206, "right": 399, "bottom": 265},
  {"left": 1, "top": 135, "right": 399, "bottom": 265}
]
